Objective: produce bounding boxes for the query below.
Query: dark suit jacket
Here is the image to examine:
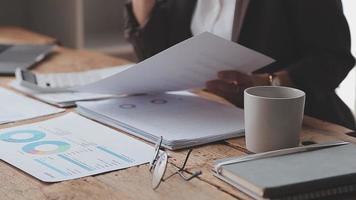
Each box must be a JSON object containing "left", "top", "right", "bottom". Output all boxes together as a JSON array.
[{"left": 125, "top": 0, "right": 356, "bottom": 129}]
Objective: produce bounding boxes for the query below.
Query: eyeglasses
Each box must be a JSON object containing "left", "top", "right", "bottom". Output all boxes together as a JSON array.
[{"left": 149, "top": 136, "right": 202, "bottom": 189}]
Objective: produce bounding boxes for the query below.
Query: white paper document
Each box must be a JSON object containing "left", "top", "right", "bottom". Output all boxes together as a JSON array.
[
  {"left": 75, "top": 32, "right": 275, "bottom": 95},
  {"left": 10, "top": 65, "right": 132, "bottom": 107},
  {"left": 10, "top": 81, "right": 116, "bottom": 107},
  {"left": 0, "top": 113, "right": 154, "bottom": 182},
  {"left": 76, "top": 93, "right": 245, "bottom": 150},
  {"left": 31, "top": 65, "right": 132, "bottom": 89},
  {"left": 0, "top": 87, "right": 64, "bottom": 124}
]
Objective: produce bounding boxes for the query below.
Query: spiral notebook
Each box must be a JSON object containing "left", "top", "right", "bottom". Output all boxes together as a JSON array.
[{"left": 213, "top": 143, "right": 356, "bottom": 200}]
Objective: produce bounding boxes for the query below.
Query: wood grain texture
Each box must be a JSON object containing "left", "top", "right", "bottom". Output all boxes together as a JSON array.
[
  {"left": 0, "top": 27, "right": 355, "bottom": 200},
  {"left": 0, "top": 26, "right": 56, "bottom": 45}
]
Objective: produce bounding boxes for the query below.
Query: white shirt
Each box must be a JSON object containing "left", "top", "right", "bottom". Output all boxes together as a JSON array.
[{"left": 191, "top": 0, "right": 237, "bottom": 41}]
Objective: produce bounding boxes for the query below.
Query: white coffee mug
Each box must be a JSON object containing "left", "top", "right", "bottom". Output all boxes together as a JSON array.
[{"left": 244, "top": 86, "right": 305, "bottom": 153}]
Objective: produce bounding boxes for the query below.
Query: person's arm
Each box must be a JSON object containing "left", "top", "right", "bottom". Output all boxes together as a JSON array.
[
  {"left": 131, "top": 0, "right": 156, "bottom": 27},
  {"left": 285, "top": 0, "right": 355, "bottom": 92},
  {"left": 206, "top": 0, "right": 355, "bottom": 107},
  {"left": 125, "top": 0, "right": 171, "bottom": 60}
]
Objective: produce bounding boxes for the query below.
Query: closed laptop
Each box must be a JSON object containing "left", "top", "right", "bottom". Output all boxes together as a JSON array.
[{"left": 0, "top": 44, "right": 55, "bottom": 75}]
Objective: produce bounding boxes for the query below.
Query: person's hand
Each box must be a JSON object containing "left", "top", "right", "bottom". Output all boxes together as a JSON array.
[
  {"left": 132, "top": 0, "right": 156, "bottom": 27},
  {"left": 206, "top": 70, "right": 269, "bottom": 107}
]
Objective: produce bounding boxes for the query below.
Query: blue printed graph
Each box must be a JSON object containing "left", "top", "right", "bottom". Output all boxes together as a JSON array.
[
  {"left": 22, "top": 140, "right": 71, "bottom": 155},
  {"left": 0, "top": 130, "right": 45, "bottom": 143}
]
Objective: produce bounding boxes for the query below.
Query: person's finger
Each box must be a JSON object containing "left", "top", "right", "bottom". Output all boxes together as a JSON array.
[
  {"left": 206, "top": 80, "right": 244, "bottom": 107},
  {"left": 218, "top": 70, "right": 251, "bottom": 83},
  {"left": 206, "top": 80, "right": 236, "bottom": 93},
  {"left": 210, "top": 90, "right": 235, "bottom": 102},
  {"left": 206, "top": 85, "right": 236, "bottom": 102}
]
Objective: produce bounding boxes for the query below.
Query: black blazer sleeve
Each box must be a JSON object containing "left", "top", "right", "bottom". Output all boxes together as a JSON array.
[
  {"left": 285, "top": 0, "right": 355, "bottom": 92},
  {"left": 124, "top": 0, "right": 355, "bottom": 92},
  {"left": 124, "top": 0, "right": 196, "bottom": 61},
  {"left": 124, "top": 1, "right": 171, "bottom": 60}
]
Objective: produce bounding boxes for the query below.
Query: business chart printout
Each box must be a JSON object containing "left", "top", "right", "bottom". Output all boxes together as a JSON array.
[{"left": 0, "top": 113, "right": 154, "bottom": 182}]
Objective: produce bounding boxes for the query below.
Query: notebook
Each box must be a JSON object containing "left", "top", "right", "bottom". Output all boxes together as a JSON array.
[
  {"left": 213, "top": 143, "right": 356, "bottom": 200},
  {"left": 76, "top": 92, "right": 245, "bottom": 150}
]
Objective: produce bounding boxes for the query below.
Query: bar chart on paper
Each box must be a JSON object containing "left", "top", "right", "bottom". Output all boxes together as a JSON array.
[{"left": 0, "top": 113, "right": 154, "bottom": 182}]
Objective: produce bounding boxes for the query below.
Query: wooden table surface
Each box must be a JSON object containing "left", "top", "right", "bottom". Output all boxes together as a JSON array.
[{"left": 1, "top": 27, "right": 356, "bottom": 200}]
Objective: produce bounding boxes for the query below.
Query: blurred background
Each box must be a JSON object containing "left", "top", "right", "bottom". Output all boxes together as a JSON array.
[
  {"left": 0, "top": 0, "right": 133, "bottom": 59},
  {"left": 0, "top": 0, "right": 355, "bottom": 115}
]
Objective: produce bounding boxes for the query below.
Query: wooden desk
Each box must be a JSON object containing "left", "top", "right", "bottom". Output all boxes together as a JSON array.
[{"left": 0, "top": 27, "right": 356, "bottom": 200}]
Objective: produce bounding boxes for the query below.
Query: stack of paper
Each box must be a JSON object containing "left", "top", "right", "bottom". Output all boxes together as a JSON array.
[
  {"left": 72, "top": 32, "right": 275, "bottom": 149},
  {"left": 9, "top": 65, "right": 131, "bottom": 107},
  {"left": 0, "top": 87, "right": 64, "bottom": 124},
  {"left": 76, "top": 92, "right": 245, "bottom": 150}
]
